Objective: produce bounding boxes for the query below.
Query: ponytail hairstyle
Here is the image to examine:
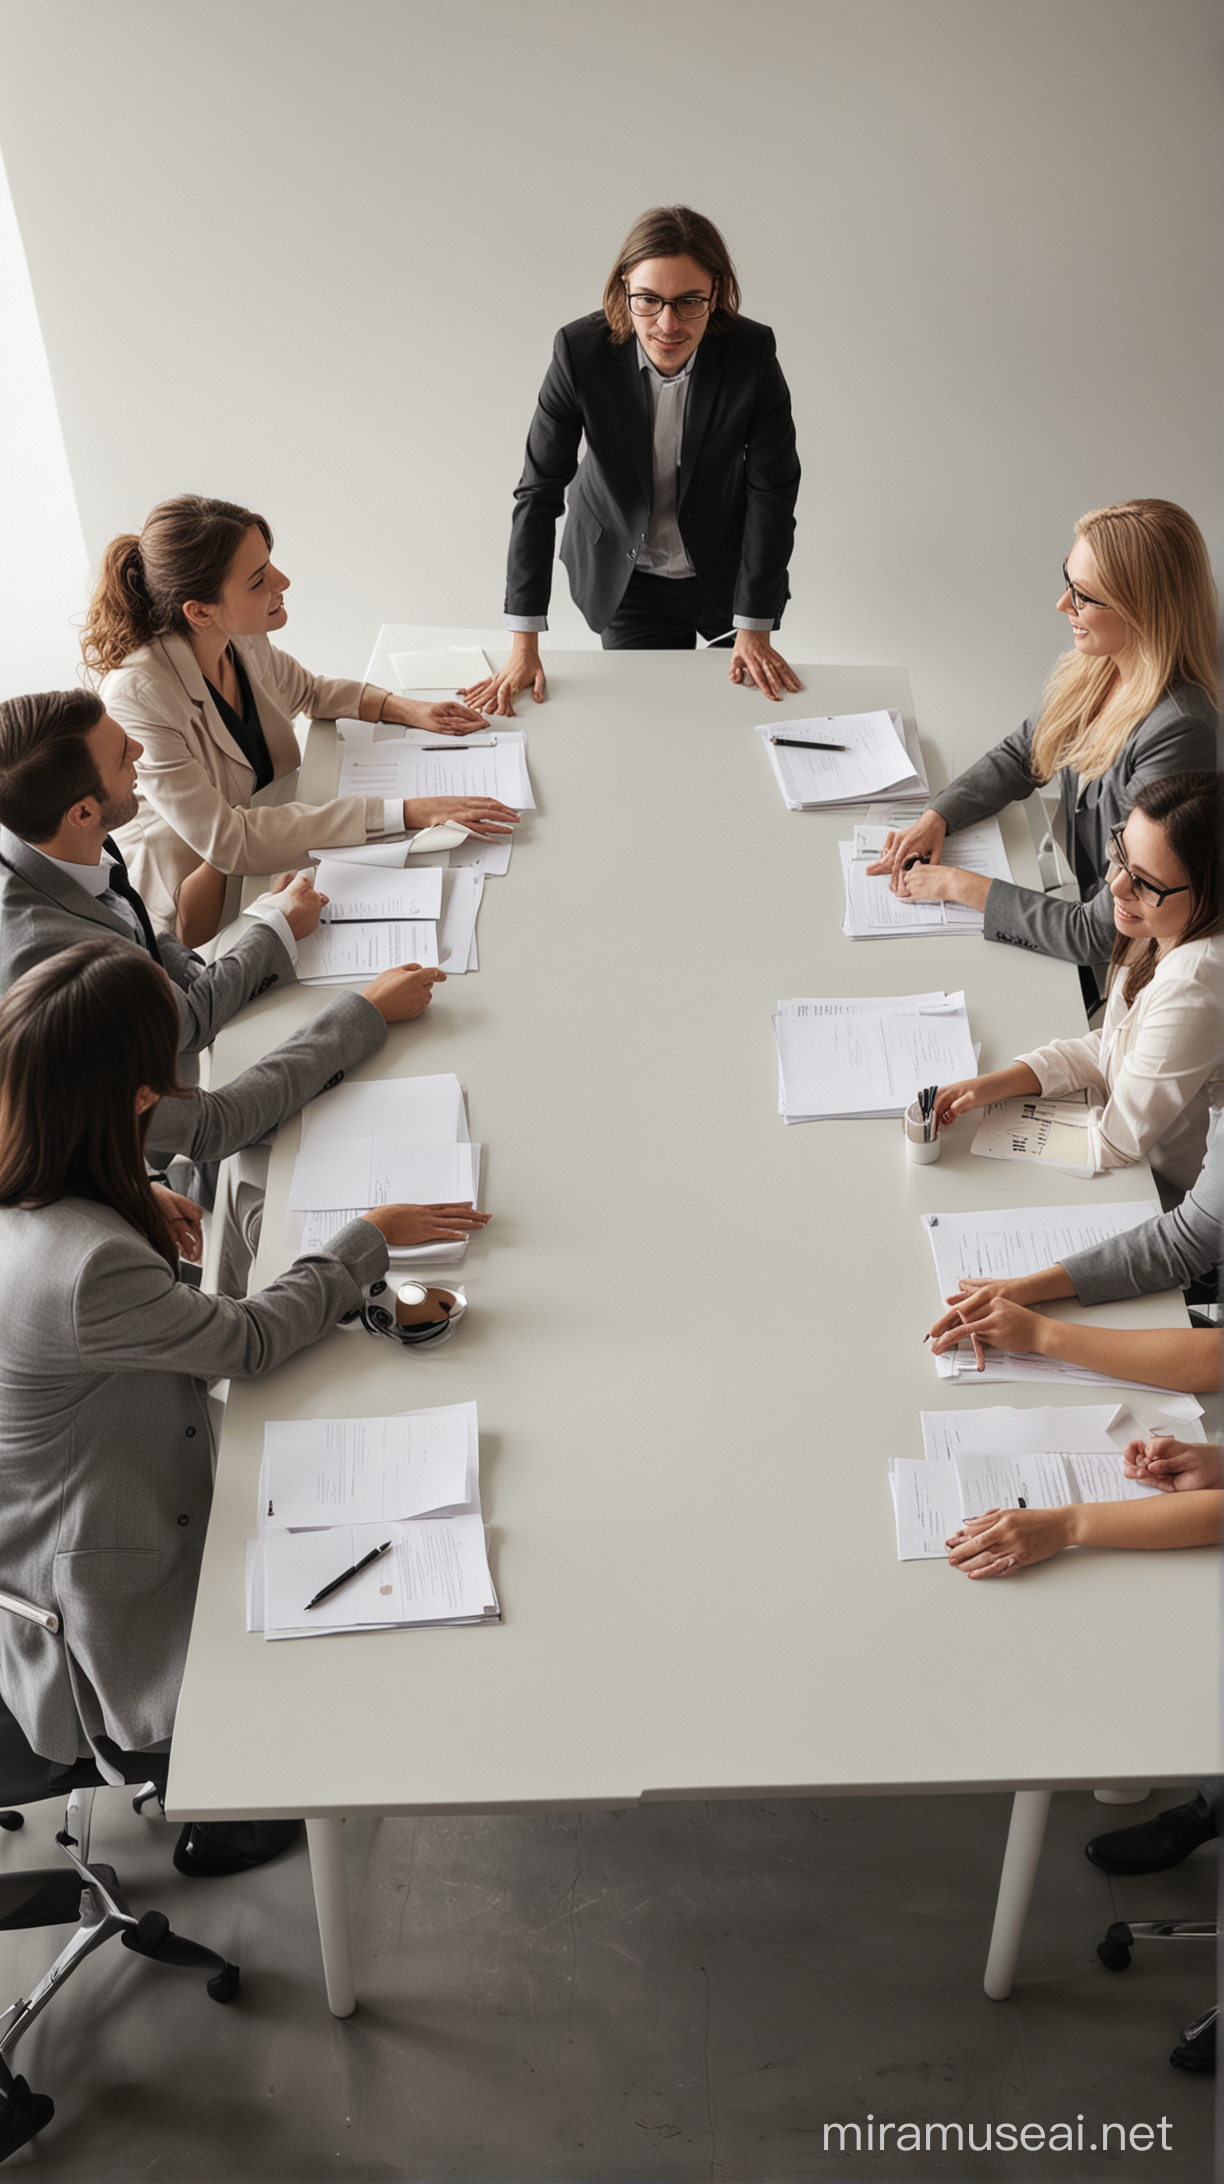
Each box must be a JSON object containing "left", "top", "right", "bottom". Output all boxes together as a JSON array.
[
  {"left": 1108, "top": 771, "right": 1223, "bottom": 1007},
  {"left": 1029, "top": 500, "right": 1218, "bottom": 787},
  {"left": 601, "top": 205, "right": 741, "bottom": 344},
  {"left": 81, "top": 496, "right": 272, "bottom": 676},
  {"left": 0, "top": 939, "right": 186, "bottom": 1268}
]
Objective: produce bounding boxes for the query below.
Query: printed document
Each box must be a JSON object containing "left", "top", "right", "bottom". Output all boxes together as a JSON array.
[
  {"left": 339, "top": 733, "right": 534, "bottom": 811},
  {"left": 313, "top": 861, "right": 443, "bottom": 923},
  {"left": 295, "top": 919, "right": 439, "bottom": 983},
  {"left": 971, "top": 1093, "right": 1094, "bottom": 1175},
  {"left": 920, "top": 1200, "right": 1160, "bottom": 1295},
  {"left": 289, "top": 1137, "right": 479, "bottom": 1214},
  {"left": 755, "top": 710, "right": 925, "bottom": 809},
  {"left": 259, "top": 1410, "right": 470, "bottom": 1529},
  {"left": 842, "top": 818, "right": 1014, "bottom": 937},
  {"left": 773, "top": 992, "right": 977, "bottom": 1120}
]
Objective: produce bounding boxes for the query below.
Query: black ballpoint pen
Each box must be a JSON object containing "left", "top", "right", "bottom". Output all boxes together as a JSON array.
[
  {"left": 770, "top": 736, "right": 847, "bottom": 751},
  {"left": 304, "top": 1540, "right": 393, "bottom": 1611}
]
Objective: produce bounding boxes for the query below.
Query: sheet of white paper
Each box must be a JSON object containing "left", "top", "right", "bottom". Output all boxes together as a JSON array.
[
  {"left": 971, "top": 1095, "right": 1094, "bottom": 1175},
  {"left": 755, "top": 710, "right": 916, "bottom": 807},
  {"left": 919, "top": 1403, "right": 1145, "bottom": 1465},
  {"left": 295, "top": 919, "right": 439, "bottom": 983},
  {"left": 953, "top": 1447, "right": 1160, "bottom": 1519},
  {"left": 298, "top": 1073, "right": 468, "bottom": 1150},
  {"left": 920, "top": 1201, "right": 1160, "bottom": 1295},
  {"left": 388, "top": 647, "right": 492, "bottom": 689},
  {"left": 842, "top": 817, "right": 1014, "bottom": 937},
  {"left": 774, "top": 993, "right": 976, "bottom": 1119},
  {"left": 437, "top": 868, "right": 483, "bottom": 972},
  {"left": 313, "top": 861, "right": 444, "bottom": 922},
  {"left": 306, "top": 838, "right": 417, "bottom": 869},
  {"left": 338, "top": 738, "right": 534, "bottom": 811},
  {"left": 260, "top": 1412, "right": 469, "bottom": 1529},
  {"left": 890, "top": 1458, "right": 959, "bottom": 1560},
  {"left": 843, "top": 843, "right": 945, "bottom": 933},
  {"left": 446, "top": 828, "right": 513, "bottom": 876},
  {"left": 260, "top": 1513, "right": 497, "bottom": 1637},
  {"left": 290, "top": 1137, "right": 479, "bottom": 1213},
  {"left": 930, "top": 1339, "right": 1203, "bottom": 1402}
]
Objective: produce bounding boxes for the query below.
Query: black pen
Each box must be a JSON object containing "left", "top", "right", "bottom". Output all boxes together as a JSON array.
[
  {"left": 304, "top": 1539, "right": 393, "bottom": 1611},
  {"left": 770, "top": 736, "right": 848, "bottom": 751}
]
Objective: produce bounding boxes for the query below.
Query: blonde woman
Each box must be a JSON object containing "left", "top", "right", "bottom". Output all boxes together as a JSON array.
[
  {"left": 868, "top": 500, "right": 1217, "bottom": 983},
  {"left": 82, "top": 497, "right": 518, "bottom": 939}
]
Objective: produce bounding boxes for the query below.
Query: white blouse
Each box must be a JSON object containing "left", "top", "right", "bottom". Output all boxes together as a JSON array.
[{"left": 1014, "top": 930, "right": 1224, "bottom": 1194}]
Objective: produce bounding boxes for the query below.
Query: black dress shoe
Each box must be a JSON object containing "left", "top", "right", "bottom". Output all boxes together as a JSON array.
[
  {"left": 1170, "top": 2016, "right": 1216, "bottom": 2074},
  {"left": 173, "top": 1819, "right": 303, "bottom": 1878},
  {"left": 1085, "top": 1796, "right": 1217, "bottom": 1875}
]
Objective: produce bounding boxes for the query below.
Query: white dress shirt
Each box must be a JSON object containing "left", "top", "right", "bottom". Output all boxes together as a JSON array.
[
  {"left": 1014, "top": 930, "right": 1224, "bottom": 1193},
  {"left": 28, "top": 843, "right": 298, "bottom": 964}
]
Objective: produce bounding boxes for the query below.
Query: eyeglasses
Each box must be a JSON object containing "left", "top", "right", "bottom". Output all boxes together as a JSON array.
[
  {"left": 625, "top": 288, "right": 714, "bottom": 322},
  {"left": 1106, "top": 827, "right": 1190, "bottom": 909},
  {"left": 1062, "top": 559, "right": 1111, "bottom": 613}
]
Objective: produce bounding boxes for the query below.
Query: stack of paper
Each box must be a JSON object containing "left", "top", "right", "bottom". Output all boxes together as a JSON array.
[
  {"left": 246, "top": 1401, "right": 499, "bottom": 1637},
  {"left": 889, "top": 1403, "right": 1159, "bottom": 1560},
  {"left": 773, "top": 991, "right": 977, "bottom": 1121},
  {"left": 970, "top": 1092, "right": 1095, "bottom": 1176},
  {"left": 840, "top": 819, "right": 1015, "bottom": 938},
  {"left": 290, "top": 1072, "right": 479, "bottom": 1265},
  {"left": 755, "top": 710, "right": 928, "bottom": 810},
  {"left": 338, "top": 724, "right": 535, "bottom": 813}
]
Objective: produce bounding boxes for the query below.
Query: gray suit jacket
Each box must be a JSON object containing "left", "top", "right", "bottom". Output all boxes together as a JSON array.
[
  {"left": 930, "top": 683, "right": 1218, "bottom": 973},
  {"left": 0, "top": 1201, "right": 388, "bottom": 1766},
  {"left": 0, "top": 828, "right": 389, "bottom": 1166},
  {"left": 1060, "top": 1128, "right": 1222, "bottom": 1306}
]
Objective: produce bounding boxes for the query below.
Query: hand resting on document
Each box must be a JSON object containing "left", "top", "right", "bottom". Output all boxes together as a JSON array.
[
  {"left": 402, "top": 796, "right": 520, "bottom": 839},
  {"left": 1123, "top": 1437, "right": 1222, "bottom": 1493},
  {"left": 946, "top": 1482, "right": 1222, "bottom": 1579},
  {"left": 268, "top": 869, "right": 328, "bottom": 937},
  {"left": 865, "top": 808, "right": 947, "bottom": 890},
  {"left": 360, "top": 1204, "right": 492, "bottom": 1248}
]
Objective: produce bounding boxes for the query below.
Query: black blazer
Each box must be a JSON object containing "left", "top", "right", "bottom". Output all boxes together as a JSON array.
[{"left": 505, "top": 313, "right": 800, "bottom": 634}]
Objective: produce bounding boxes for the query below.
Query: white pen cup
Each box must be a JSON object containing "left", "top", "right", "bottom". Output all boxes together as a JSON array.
[{"left": 903, "top": 1099, "right": 942, "bottom": 1165}]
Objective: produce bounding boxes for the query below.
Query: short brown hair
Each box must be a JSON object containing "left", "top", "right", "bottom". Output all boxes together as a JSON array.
[
  {"left": 602, "top": 206, "right": 741, "bottom": 344},
  {"left": 0, "top": 688, "right": 106, "bottom": 845},
  {"left": 81, "top": 495, "right": 272, "bottom": 676}
]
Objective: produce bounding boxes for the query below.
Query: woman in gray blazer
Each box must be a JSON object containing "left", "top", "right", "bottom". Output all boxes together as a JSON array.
[
  {"left": 868, "top": 499, "right": 1217, "bottom": 984},
  {"left": 0, "top": 940, "right": 488, "bottom": 1796}
]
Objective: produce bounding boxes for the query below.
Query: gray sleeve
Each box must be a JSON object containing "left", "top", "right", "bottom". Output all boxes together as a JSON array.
[
  {"left": 1061, "top": 1132, "right": 1223, "bottom": 1304},
  {"left": 160, "top": 922, "right": 297, "bottom": 1057},
  {"left": 982, "top": 875, "right": 1119, "bottom": 966},
  {"left": 145, "top": 991, "right": 388, "bottom": 1165},
  {"left": 929, "top": 715, "right": 1040, "bottom": 832},
  {"left": 73, "top": 1216, "right": 390, "bottom": 1381}
]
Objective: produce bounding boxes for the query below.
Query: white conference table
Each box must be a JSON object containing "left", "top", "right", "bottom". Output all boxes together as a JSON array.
[{"left": 168, "top": 645, "right": 1218, "bottom": 2017}]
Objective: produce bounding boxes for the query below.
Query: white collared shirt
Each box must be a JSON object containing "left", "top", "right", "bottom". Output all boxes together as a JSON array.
[{"left": 27, "top": 841, "right": 298, "bottom": 964}]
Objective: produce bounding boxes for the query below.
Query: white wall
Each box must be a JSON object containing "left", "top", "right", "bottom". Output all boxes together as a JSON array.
[{"left": 0, "top": 0, "right": 1218, "bottom": 770}]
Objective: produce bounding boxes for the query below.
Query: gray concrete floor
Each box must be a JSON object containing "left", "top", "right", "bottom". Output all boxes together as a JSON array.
[{"left": 0, "top": 1786, "right": 1215, "bottom": 2182}]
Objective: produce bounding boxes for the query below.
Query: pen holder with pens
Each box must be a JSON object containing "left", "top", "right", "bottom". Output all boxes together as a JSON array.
[
  {"left": 350, "top": 1278, "right": 467, "bottom": 1348},
  {"left": 903, "top": 1097, "right": 942, "bottom": 1165}
]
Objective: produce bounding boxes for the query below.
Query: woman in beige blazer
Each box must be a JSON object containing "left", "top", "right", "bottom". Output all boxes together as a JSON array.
[{"left": 84, "top": 496, "right": 517, "bottom": 938}]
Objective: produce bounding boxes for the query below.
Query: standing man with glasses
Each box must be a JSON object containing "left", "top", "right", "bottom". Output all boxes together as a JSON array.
[{"left": 462, "top": 205, "right": 802, "bottom": 716}]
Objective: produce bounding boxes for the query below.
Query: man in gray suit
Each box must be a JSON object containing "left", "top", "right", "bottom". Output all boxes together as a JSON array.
[{"left": 0, "top": 691, "right": 442, "bottom": 1174}]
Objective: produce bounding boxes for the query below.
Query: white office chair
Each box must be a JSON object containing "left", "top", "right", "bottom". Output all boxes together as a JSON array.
[{"left": 0, "top": 1591, "right": 239, "bottom": 2163}]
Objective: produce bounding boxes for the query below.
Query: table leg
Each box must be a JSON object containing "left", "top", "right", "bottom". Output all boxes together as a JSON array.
[
  {"left": 306, "top": 1817, "right": 356, "bottom": 2017},
  {"left": 983, "top": 1789, "right": 1051, "bottom": 2000}
]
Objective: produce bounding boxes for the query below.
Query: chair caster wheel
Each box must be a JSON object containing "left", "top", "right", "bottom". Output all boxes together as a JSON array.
[
  {"left": 1097, "top": 1921, "right": 1133, "bottom": 1972},
  {"left": 0, "top": 1812, "right": 24, "bottom": 1831},
  {"left": 207, "top": 1962, "right": 240, "bottom": 2004}
]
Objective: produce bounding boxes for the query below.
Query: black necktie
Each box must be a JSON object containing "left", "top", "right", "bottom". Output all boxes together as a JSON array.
[{"left": 101, "top": 838, "right": 163, "bottom": 965}]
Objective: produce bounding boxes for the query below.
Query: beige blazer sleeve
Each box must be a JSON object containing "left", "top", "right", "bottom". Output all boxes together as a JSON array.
[{"left": 103, "top": 632, "right": 396, "bottom": 925}]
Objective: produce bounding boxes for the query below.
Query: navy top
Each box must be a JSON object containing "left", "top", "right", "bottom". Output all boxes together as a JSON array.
[{"left": 205, "top": 649, "right": 274, "bottom": 792}]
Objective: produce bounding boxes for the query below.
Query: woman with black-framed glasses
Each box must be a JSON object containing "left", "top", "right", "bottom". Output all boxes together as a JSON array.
[
  {"left": 926, "top": 772, "right": 1223, "bottom": 1195},
  {"left": 867, "top": 500, "right": 1217, "bottom": 992},
  {"left": 463, "top": 204, "right": 802, "bottom": 716}
]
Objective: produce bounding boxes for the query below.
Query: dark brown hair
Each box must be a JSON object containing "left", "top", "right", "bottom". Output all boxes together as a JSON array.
[
  {"left": 602, "top": 205, "right": 741, "bottom": 344},
  {"left": 81, "top": 495, "right": 272, "bottom": 675},
  {"left": 0, "top": 939, "right": 185, "bottom": 1267},
  {"left": 0, "top": 689, "right": 107, "bottom": 844},
  {"left": 1108, "top": 771, "right": 1223, "bottom": 1005}
]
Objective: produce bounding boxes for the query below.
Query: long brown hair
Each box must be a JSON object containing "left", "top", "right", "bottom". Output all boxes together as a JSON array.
[
  {"left": 602, "top": 205, "right": 741, "bottom": 344},
  {"left": 1029, "top": 500, "right": 1217, "bottom": 786},
  {"left": 81, "top": 495, "right": 272, "bottom": 676},
  {"left": 0, "top": 940, "right": 185, "bottom": 1267},
  {"left": 1108, "top": 772, "right": 1223, "bottom": 1007}
]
